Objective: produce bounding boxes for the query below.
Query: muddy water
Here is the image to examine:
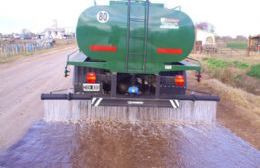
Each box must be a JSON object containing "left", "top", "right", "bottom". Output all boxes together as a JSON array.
[{"left": 0, "top": 121, "right": 259, "bottom": 168}]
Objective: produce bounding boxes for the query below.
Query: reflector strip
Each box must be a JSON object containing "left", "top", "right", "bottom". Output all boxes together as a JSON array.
[
  {"left": 91, "top": 97, "right": 103, "bottom": 107},
  {"left": 90, "top": 45, "right": 117, "bottom": 52},
  {"left": 127, "top": 101, "right": 144, "bottom": 105},
  {"left": 170, "top": 99, "right": 180, "bottom": 109},
  {"left": 95, "top": 98, "right": 103, "bottom": 107},
  {"left": 91, "top": 98, "right": 97, "bottom": 105},
  {"left": 157, "top": 48, "right": 183, "bottom": 55}
]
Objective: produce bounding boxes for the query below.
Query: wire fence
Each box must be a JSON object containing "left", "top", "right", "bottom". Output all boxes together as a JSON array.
[
  {"left": 215, "top": 48, "right": 247, "bottom": 56},
  {"left": 0, "top": 40, "right": 54, "bottom": 57}
]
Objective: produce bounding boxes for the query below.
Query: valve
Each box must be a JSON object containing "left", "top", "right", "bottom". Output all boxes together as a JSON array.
[
  {"left": 64, "top": 66, "right": 70, "bottom": 78},
  {"left": 196, "top": 71, "right": 202, "bottom": 82}
]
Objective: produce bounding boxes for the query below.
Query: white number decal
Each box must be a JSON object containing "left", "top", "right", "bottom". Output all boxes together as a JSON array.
[{"left": 97, "top": 11, "right": 109, "bottom": 23}]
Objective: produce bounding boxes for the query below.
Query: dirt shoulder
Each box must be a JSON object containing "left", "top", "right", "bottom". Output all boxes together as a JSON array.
[
  {"left": 189, "top": 75, "right": 260, "bottom": 149},
  {"left": 0, "top": 46, "right": 75, "bottom": 151}
]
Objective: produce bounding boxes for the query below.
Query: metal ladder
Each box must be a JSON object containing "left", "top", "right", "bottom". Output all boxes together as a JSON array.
[{"left": 126, "top": 0, "right": 150, "bottom": 72}]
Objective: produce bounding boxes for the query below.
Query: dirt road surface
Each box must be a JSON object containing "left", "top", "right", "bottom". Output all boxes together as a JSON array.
[
  {"left": 0, "top": 47, "right": 74, "bottom": 150},
  {"left": 0, "top": 48, "right": 259, "bottom": 167}
]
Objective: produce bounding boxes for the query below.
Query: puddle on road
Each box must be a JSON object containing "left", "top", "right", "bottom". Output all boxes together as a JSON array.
[{"left": 0, "top": 121, "right": 259, "bottom": 168}]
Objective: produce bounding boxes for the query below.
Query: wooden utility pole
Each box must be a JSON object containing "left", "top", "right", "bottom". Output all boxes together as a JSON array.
[{"left": 247, "top": 36, "right": 251, "bottom": 57}]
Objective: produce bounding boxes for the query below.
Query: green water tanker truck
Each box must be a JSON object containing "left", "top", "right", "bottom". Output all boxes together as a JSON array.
[{"left": 41, "top": 0, "right": 219, "bottom": 122}]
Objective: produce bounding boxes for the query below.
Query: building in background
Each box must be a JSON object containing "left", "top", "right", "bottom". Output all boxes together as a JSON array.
[
  {"left": 42, "top": 20, "right": 74, "bottom": 39},
  {"left": 43, "top": 27, "right": 66, "bottom": 39},
  {"left": 194, "top": 22, "right": 217, "bottom": 53},
  {"left": 248, "top": 35, "right": 260, "bottom": 52}
]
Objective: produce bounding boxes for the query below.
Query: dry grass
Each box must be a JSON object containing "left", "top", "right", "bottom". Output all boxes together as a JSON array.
[
  {"left": 202, "top": 79, "right": 260, "bottom": 120},
  {"left": 199, "top": 79, "right": 260, "bottom": 149}
]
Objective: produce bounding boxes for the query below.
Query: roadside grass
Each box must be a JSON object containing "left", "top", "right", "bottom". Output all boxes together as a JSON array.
[
  {"left": 0, "top": 50, "right": 49, "bottom": 64},
  {"left": 247, "top": 64, "right": 260, "bottom": 79},
  {"left": 227, "top": 41, "right": 248, "bottom": 49},
  {"left": 205, "top": 58, "right": 230, "bottom": 68},
  {"left": 0, "top": 55, "right": 21, "bottom": 64},
  {"left": 232, "top": 61, "right": 250, "bottom": 69},
  {"left": 202, "top": 79, "right": 260, "bottom": 114},
  {"left": 201, "top": 57, "right": 260, "bottom": 95},
  {"left": 201, "top": 78, "right": 260, "bottom": 142},
  {"left": 203, "top": 57, "right": 249, "bottom": 70},
  {"left": 192, "top": 54, "right": 260, "bottom": 149},
  {"left": 197, "top": 74, "right": 260, "bottom": 150},
  {"left": 0, "top": 50, "right": 36, "bottom": 63}
]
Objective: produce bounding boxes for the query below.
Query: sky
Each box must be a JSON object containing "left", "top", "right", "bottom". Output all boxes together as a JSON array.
[{"left": 0, "top": 0, "right": 259, "bottom": 37}]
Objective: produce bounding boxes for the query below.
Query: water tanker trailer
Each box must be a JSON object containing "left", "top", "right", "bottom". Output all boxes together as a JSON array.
[{"left": 41, "top": 0, "right": 220, "bottom": 123}]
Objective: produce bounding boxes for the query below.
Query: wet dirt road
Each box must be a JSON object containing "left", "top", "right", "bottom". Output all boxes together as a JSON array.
[{"left": 0, "top": 121, "right": 259, "bottom": 168}]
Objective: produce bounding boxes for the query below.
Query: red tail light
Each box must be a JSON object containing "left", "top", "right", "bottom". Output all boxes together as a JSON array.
[
  {"left": 86, "top": 72, "right": 96, "bottom": 83},
  {"left": 175, "top": 75, "right": 185, "bottom": 87}
]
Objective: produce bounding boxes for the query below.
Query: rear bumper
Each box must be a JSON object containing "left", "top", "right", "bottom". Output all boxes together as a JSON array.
[{"left": 41, "top": 93, "right": 220, "bottom": 108}]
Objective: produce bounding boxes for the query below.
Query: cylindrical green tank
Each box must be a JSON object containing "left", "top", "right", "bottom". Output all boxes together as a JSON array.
[{"left": 76, "top": 1, "right": 195, "bottom": 73}]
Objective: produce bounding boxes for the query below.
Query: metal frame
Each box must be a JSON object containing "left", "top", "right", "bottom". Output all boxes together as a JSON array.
[
  {"left": 143, "top": 0, "right": 149, "bottom": 71},
  {"left": 126, "top": 0, "right": 131, "bottom": 70},
  {"left": 41, "top": 93, "right": 220, "bottom": 108},
  {"left": 155, "top": 75, "right": 160, "bottom": 98},
  {"left": 111, "top": 73, "right": 117, "bottom": 97},
  {"left": 41, "top": 93, "right": 220, "bottom": 101},
  {"left": 71, "top": 66, "right": 195, "bottom": 101},
  {"left": 67, "top": 52, "right": 201, "bottom": 74}
]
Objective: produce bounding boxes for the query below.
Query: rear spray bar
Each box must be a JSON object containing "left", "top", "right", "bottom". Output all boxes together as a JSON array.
[{"left": 41, "top": 93, "right": 220, "bottom": 109}]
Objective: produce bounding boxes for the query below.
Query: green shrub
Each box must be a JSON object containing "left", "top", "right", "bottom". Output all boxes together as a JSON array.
[
  {"left": 227, "top": 41, "right": 247, "bottom": 49},
  {"left": 206, "top": 58, "right": 230, "bottom": 68},
  {"left": 204, "top": 58, "right": 249, "bottom": 70},
  {"left": 247, "top": 64, "right": 260, "bottom": 79},
  {"left": 232, "top": 61, "right": 249, "bottom": 69}
]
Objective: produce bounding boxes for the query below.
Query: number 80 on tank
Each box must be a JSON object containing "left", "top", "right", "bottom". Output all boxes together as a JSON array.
[{"left": 96, "top": 11, "right": 109, "bottom": 23}]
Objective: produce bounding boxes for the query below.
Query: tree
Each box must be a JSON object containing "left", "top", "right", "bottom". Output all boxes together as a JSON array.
[
  {"left": 235, "top": 35, "right": 247, "bottom": 41},
  {"left": 196, "top": 22, "right": 215, "bottom": 33},
  {"left": 21, "top": 29, "right": 33, "bottom": 40},
  {"left": 21, "top": 29, "right": 32, "bottom": 35},
  {"left": 222, "top": 36, "right": 233, "bottom": 42}
]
